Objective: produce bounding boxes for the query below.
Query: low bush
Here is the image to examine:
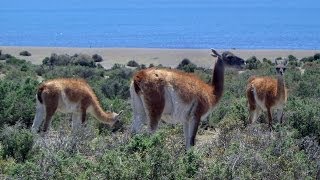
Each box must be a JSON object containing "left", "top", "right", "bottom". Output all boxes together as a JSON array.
[
  {"left": 43, "top": 53, "right": 97, "bottom": 68},
  {"left": 19, "top": 51, "right": 31, "bottom": 56},
  {"left": 314, "top": 53, "right": 320, "bottom": 60},
  {"left": 245, "top": 56, "right": 261, "bottom": 70},
  {"left": 101, "top": 67, "right": 132, "bottom": 99},
  {"left": 0, "top": 125, "right": 34, "bottom": 162},
  {"left": 127, "top": 60, "right": 139, "bottom": 67},
  {"left": 0, "top": 54, "right": 12, "bottom": 60},
  {"left": 92, "top": 54, "right": 103, "bottom": 62},
  {"left": 286, "top": 97, "right": 320, "bottom": 141},
  {"left": 177, "top": 58, "right": 197, "bottom": 72},
  {"left": 72, "top": 54, "right": 96, "bottom": 68},
  {"left": 0, "top": 78, "right": 38, "bottom": 127}
]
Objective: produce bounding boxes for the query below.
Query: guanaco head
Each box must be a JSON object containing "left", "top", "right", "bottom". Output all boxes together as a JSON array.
[
  {"left": 221, "top": 51, "right": 246, "bottom": 68},
  {"left": 111, "top": 110, "right": 124, "bottom": 131},
  {"left": 275, "top": 58, "right": 288, "bottom": 76},
  {"left": 112, "top": 110, "right": 123, "bottom": 123}
]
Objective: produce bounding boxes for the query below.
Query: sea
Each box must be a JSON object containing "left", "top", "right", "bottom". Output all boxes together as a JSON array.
[{"left": 0, "top": 0, "right": 320, "bottom": 49}]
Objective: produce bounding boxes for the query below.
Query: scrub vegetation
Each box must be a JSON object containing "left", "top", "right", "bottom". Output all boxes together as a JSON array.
[{"left": 0, "top": 52, "right": 319, "bottom": 179}]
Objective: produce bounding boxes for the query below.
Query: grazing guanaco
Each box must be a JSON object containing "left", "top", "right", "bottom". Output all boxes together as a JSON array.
[
  {"left": 31, "top": 78, "right": 120, "bottom": 133},
  {"left": 130, "top": 49, "right": 225, "bottom": 149},
  {"left": 246, "top": 58, "right": 288, "bottom": 129}
]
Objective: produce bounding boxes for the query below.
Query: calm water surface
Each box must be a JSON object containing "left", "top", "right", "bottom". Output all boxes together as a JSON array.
[{"left": 0, "top": 0, "right": 319, "bottom": 49}]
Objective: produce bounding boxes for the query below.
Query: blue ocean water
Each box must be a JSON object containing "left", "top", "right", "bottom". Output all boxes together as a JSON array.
[{"left": 0, "top": 0, "right": 319, "bottom": 49}]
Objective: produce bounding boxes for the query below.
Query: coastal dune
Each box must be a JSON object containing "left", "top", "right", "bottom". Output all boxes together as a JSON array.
[{"left": 0, "top": 46, "right": 319, "bottom": 69}]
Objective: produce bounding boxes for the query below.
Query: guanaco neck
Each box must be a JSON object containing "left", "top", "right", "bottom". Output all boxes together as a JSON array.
[
  {"left": 211, "top": 58, "right": 225, "bottom": 101},
  {"left": 92, "top": 102, "right": 116, "bottom": 124},
  {"left": 276, "top": 74, "right": 286, "bottom": 100}
]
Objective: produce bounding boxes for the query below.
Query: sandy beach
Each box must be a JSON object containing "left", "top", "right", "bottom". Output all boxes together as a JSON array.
[{"left": 0, "top": 46, "right": 319, "bottom": 69}]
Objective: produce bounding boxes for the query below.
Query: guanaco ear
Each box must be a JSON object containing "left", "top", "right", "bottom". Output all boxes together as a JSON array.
[
  {"left": 211, "top": 49, "right": 221, "bottom": 58},
  {"left": 118, "top": 110, "right": 123, "bottom": 116},
  {"left": 284, "top": 58, "right": 289, "bottom": 66}
]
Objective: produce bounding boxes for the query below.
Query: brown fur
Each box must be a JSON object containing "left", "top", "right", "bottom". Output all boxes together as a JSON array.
[
  {"left": 246, "top": 76, "right": 288, "bottom": 128},
  {"left": 33, "top": 78, "right": 118, "bottom": 133},
  {"left": 131, "top": 49, "right": 225, "bottom": 148}
]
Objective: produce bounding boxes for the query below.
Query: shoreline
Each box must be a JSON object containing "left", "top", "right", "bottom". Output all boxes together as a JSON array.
[{"left": 1, "top": 46, "right": 319, "bottom": 69}]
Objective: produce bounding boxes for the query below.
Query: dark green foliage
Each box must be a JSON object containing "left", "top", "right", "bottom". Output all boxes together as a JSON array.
[
  {"left": 42, "top": 65, "right": 105, "bottom": 81},
  {"left": 35, "top": 65, "right": 46, "bottom": 76},
  {"left": 301, "top": 56, "right": 315, "bottom": 62},
  {"left": 293, "top": 63, "right": 320, "bottom": 98},
  {"left": 0, "top": 125, "right": 34, "bottom": 162},
  {"left": 300, "top": 53, "right": 320, "bottom": 63},
  {"left": 286, "top": 97, "right": 320, "bottom": 141},
  {"left": 288, "top": 54, "right": 298, "bottom": 61},
  {"left": 19, "top": 51, "right": 31, "bottom": 56},
  {"left": 286, "top": 55, "right": 301, "bottom": 67},
  {"left": 314, "top": 53, "right": 320, "bottom": 60},
  {"left": 111, "top": 63, "right": 124, "bottom": 70},
  {"left": 101, "top": 67, "right": 132, "bottom": 99},
  {"left": 20, "top": 64, "right": 29, "bottom": 72},
  {"left": 72, "top": 54, "right": 96, "bottom": 68},
  {"left": 92, "top": 54, "right": 103, "bottom": 62},
  {"left": 43, "top": 53, "right": 70, "bottom": 66},
  {"left": 177, "top": 58, "right": 197, "bottom": 72},
  {"left": 262, "top": 58, "right": 273, "bottom": 65},
  {"left": 43, "top": 53, "right": 97, "bottom": 68},
  {"left": 5, "top": 57, "right": 26, "bottom": 65},
  {"left": 139, "top": 64, "right": 147, "bottom": 69},
  {"left": 0, "top": 53, "right": 12, "bottom": 60},
  {"left": 127, "top": 60, "right": 139, "bottom": 67},
  {"left": 245, "top": 56, "right": 261, "bottom": 70},
  {"left": 0, "top": 78, "right": 38, "bottom": 127}
]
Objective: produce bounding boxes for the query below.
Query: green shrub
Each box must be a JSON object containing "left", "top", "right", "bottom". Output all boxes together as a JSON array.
[
  {"left": 5, "top": 57, "right": 26, "bottom": 65},
  {"left": 0, "top": 53, "right": 12, "bottom": 60},
  {"left": 92, "top": 54, "right": 103, "bottom": 62},
  {"left": 72, "top": 54, "right": 96, "bottom": 68},
  {"left": 42, "top": 65, "right": 105, "bottom": 80},
  {"left": 0, "top": 78, "right": 38, "bottom": 127},
  {"left": 245, "top": 56, "right": 261, "bottom": 70},
  {"left": 139, "top": 64, "right": 147, "bottom": 69},
  {"left": 286, "top": 97, "right": 320, "bottom": 141},
  {"left": 288, "top": 54, "right": 298, "bottom": 61},
  {"left": 0, "top": 125, "right": 34, "bottom": 162},
  {"left": 43, "top": 53, "right": 97, "bottom": 68},
  {"left": 43, "top": 53, "right": 71, "bottom": 66},
  {"left": 100, "top": 67, "right": 132, "bottom": 99},
  {"left": 262, "top": 58, "right": 273, "bottom": 65},
  {"left": 19, "top": 51, "right": 31, "bottom": 56},
  {"left": 301, "top": 56, "right": 314, "bottom": 62},
  {"left": 314, "top": 53, "right": 320, "bottom": 60},
  {"left": 127, "top": 60, "right": 139, "bottom": 67},
  {"left": 177, "top": 58, "right": 197, "bottom": 72},
  {"left": 20, "top": 64, "right": 29, "bottom": 72}
]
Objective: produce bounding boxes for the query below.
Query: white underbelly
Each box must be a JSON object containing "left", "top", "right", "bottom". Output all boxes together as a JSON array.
[
  {"left": 57, "top": 92, "right": 81, "bottom": 113},
  {"left": 161, "top": 87, "right": 197, "bottom": 124}
]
